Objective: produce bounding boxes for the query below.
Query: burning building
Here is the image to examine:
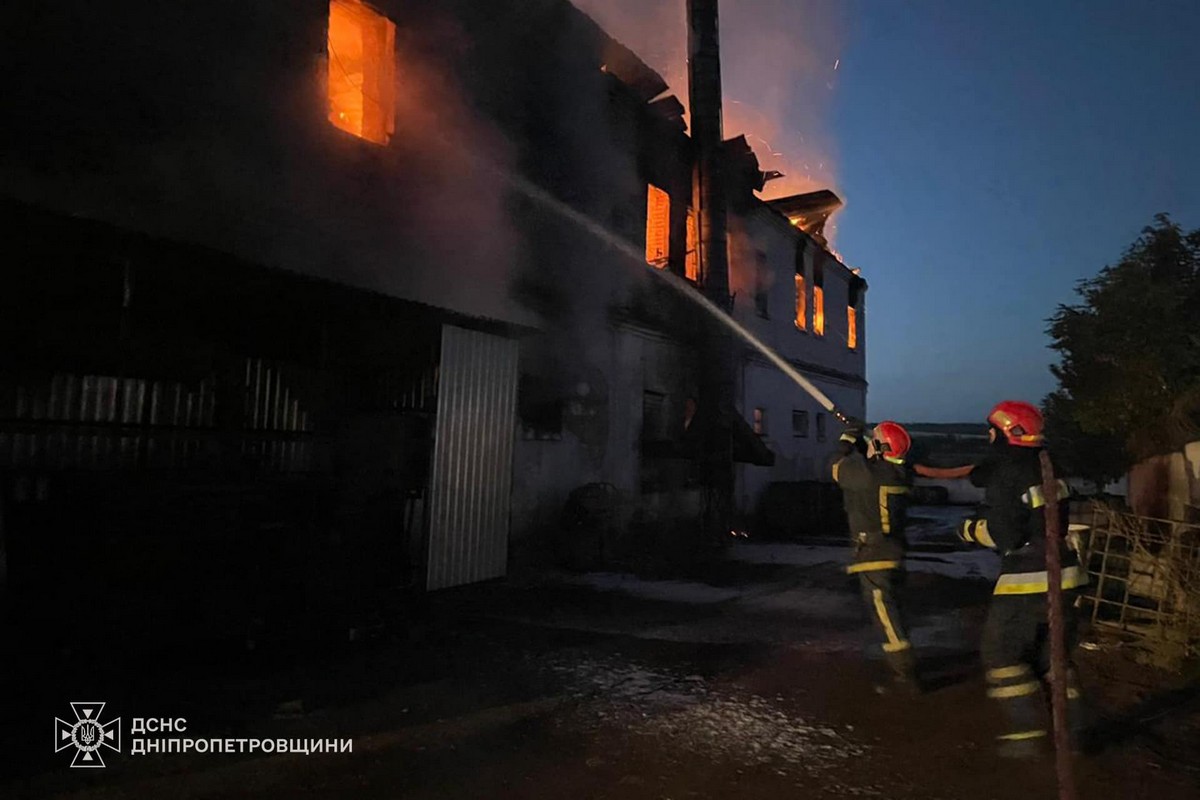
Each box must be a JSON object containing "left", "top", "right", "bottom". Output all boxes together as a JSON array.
[{"left": 0, "top": 0, "right": 866, "bottom": 645}]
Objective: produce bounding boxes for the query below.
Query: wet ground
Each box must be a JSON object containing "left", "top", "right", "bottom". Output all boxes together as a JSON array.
[{"left": 3, "top": 508, "right": 1199, "bottom": 799}]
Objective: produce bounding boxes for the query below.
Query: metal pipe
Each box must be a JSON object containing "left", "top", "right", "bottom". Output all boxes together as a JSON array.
[{"left": 1039, "top": 450, "right": 1077, "bottom": 800}]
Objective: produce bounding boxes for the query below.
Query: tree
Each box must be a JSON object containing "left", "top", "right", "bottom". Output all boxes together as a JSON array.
[
  {"left": 1042, "top": 389, "right": 1127, "bottom": 488},
  {"left": 1046, "top": 214, "right": 1200, "bottom": 480}
]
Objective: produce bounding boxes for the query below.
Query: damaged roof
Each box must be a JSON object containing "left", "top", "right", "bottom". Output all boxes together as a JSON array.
[
  {"left": 767, "top": 190, "right": 844, "bottom": 246},
  {"left": 572, "top": 6, "right": 669, "bottom": 102}
]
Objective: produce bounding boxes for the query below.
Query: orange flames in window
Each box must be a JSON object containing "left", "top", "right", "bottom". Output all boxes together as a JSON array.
[
  {"left": 327, "top": 0, "right": 396, "bottom": 145},
  {"left": 645, "top": 184, "right": 671, "bottom": 267},
  {"left": 794, "top": 273, "right": 806, "bottom": 330},
  {"left": 685, "top": 209, "right": 699, "bottom": 281},
  {"left": 812, "top": 285, "right": 825, "bottom": 336},
  {"left": 847, "top": 305, "right": 857, "bottom": 349}
]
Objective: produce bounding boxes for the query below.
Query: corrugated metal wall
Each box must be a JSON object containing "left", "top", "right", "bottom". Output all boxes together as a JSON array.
[{"left": 426, "top": 325, "right": 519, "bottom": 590}]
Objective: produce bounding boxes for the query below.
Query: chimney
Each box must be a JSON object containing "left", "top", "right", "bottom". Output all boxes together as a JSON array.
[
  {"left": 687, "top": 0, "right": 730, "bottom": 307},
  {"left": 687, "top": 0, "right": 735, "bottom": 543}
]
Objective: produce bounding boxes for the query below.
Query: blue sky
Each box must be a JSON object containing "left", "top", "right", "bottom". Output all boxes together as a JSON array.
[{"left": 832, "top": 0, "right": 1200, "bottom": 421}]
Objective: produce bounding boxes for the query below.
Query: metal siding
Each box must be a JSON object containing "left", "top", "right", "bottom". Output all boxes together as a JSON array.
[{"left": 426, "top": 325, "right": 518, "bottom": 590}]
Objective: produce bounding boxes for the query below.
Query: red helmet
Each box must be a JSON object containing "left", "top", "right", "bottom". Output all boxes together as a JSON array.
[
  {"left": 987, "top": 400, "right": 1044, "bottom": 447},
  {"left": 872, "top": 421, "right": 912, "bottom": 463}
]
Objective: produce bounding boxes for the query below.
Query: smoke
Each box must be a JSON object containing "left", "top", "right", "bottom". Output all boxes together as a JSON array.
[
  {"left": 0, "top": 0, "right": 529, "bottom": 326},
  {"left": 501, "top": 7, "right": 645, "bottom": 398},
  {"left": 570, "top": 0, "right": 846, "bottom": 200}
]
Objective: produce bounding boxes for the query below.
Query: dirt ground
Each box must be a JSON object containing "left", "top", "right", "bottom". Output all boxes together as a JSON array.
[{"left": 3, "top": 512, "right": 1199, "bottom": 799}]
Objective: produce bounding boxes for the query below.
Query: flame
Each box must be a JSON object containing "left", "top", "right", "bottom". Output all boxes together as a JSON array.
[
  {"left": 846, "top": 305, "right": 857, "bottom": 350},
  {"left": 685, "top": 209, "right": 700, "bottom": 281},
  {"left": 645, "top": 184, "right": 671, "bottom": 266},
  {"left": 793, "top": 273, "right": 807, "bottom": 330},
  {"left": 327, "top": 0, "right": 396, "bottom": 144},
  {"left": 569, "top": 0, "right": 845, "bottom": 241},
  {"left": 812, "top": 285, "right": 825, "bottom": 336}
]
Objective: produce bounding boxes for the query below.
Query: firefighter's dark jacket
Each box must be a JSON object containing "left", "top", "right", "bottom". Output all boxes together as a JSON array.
[
  {"left": 832, "top": 439, "right": 911, "bottom": 573},
  {"left": 966, "top": 445, "right": 1085, "bottom": 595}
]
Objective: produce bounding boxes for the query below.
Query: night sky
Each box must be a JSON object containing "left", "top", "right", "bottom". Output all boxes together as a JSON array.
[
  {"left": 835, "top": 0, "right": 1200, "bottom": 422},
  {"left": 575, "top": 0, "right": 1200, "bottom": 423}
]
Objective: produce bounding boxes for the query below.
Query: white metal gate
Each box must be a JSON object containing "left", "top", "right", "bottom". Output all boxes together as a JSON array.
[{"left": 425, "top": 325, "right": 519, "bottom": 590}]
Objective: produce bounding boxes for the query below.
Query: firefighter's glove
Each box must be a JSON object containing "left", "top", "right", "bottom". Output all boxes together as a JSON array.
[{"left": 837, "top": 421, "right": 865, "bottom": 456}]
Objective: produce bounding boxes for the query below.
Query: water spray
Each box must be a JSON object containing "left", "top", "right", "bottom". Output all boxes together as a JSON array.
[{"left": 495, "top": 169, "right": 851, "bottom": 424}]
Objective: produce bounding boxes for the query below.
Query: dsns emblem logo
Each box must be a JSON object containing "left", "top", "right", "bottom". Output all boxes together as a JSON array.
[{"left": 55, "top": 703, "right": 121, "bottom": 768}]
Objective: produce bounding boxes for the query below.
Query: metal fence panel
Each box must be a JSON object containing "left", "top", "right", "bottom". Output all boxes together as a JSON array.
[
  {"left": 1080, "top": 503, "right": 1200, "bottom": 669},
  {"left": 426, "top": 325, "right": 519, "bottom": 590}
]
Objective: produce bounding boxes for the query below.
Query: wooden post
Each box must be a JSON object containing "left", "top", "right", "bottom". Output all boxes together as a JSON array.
[{"left": 1039, "top": 450, "right": 1077, "bottom": 800}]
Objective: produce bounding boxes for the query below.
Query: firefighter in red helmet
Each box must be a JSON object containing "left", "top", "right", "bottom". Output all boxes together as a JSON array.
[
  {"left": 916, "top": 400, "right": 1088, "bottom": 757},
  {"left": 832, "top": 420, "right": 919, "bottom": 690}
]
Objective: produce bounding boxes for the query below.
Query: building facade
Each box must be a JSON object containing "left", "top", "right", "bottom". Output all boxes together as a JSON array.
[
  {"left": 0, "top": 0, "right": 870, "bottom": 636},
  {"left": 727, "top": 200, "right": 867, "bottom": 519}
]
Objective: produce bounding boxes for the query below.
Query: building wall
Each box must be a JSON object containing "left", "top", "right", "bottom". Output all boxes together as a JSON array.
[
  {"left": 736, "top": 360, "right": 865, "bottom": 514},
  {"left": 510, "top": 324, "right": 694, "bottom": 546},
  {"left": 2, "top": 1, "right": 872, "bottom": 560},
  {"left": 727, "top": 206, "right": 868, "bottom": 517},
  {"left": 3, "top": 0, "right": 702, "bottom": 549},
  {"left": 0, "top": 0, "right": 676, "bottom": 329},
  {"left": 1127, "top": 440, "right": 1200, "bottom": 522},
  {"left": 729, "top": 208, "right": 867, "bottom": 380}
]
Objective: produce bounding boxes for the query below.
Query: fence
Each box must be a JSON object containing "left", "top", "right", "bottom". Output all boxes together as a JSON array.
[{"left": 1080, "top": 503, "right": 1200, "bottom": 669}]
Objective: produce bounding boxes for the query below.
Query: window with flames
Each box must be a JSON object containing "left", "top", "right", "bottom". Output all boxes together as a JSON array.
[
  {"left": 812, "top": 258, "right": 826, "bottom": 337},
  {"left": 794, "top": 238, "right": 808, "bottom": 331},
  {"left": 847, "top": 276, "right": 864, "bottom": 351},
  {"left": 685, "top": 209, "right": 699, "bottom": 281},
  {"left": 794, "top": 273, "right": 806, "bottom": 331},
  {"left": 327, "top": 0, "right": 396, "bottom": 145},
  {"left": 645, "top": 185, "right": 671, "bottom": 267}
]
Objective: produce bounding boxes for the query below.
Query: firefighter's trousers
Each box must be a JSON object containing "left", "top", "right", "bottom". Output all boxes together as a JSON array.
[
  {"left": 981, "top": 591, "right": 1086, "bottom": 749},
  {"left": 856, "top": 567, "right": 915, "bottom": 679}
]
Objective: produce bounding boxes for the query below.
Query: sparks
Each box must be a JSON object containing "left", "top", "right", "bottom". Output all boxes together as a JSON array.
[{"left": 834, "top": 58, "right": 840, "bottom": 70}]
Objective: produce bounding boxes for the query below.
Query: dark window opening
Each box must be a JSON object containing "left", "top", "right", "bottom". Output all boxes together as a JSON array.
[
  {"left": 518, "top": 374, "right": 563, "bottom": 441},
  {"left": 754, "top": 250, "right": 769, "bottom": 318},
  {"left": 642, "top": 390, "right": 670, "bottom": 442},
  {"left": 792, "top": 409, "right": 809, "bottom": 438}
]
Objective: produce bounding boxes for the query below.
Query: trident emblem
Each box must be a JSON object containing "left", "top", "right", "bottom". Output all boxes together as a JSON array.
[{"left": 55, "top": 703, "right": 121, "bottom": 768}]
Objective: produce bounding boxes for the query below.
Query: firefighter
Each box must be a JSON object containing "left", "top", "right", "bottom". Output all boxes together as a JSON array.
[
  {"left": 832, "top": 420, "right": 919, "bottom": 690},
  {"left": 920, "top": 400, "right": 1088, "bottom": 758}
]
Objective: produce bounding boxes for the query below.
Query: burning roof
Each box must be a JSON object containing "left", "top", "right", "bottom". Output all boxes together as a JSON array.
[{"left": 768, "top": 190, "right": 844, "bottom": 246}]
